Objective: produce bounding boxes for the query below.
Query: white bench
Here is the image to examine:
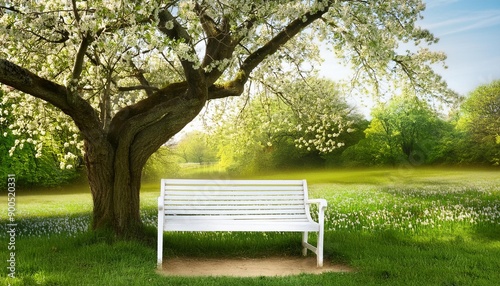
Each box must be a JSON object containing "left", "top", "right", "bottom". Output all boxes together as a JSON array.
[{"left": 157, "top": 179, "right": 327, "bottom": 269}]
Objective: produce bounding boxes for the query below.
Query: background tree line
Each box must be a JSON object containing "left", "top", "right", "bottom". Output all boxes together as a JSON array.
[{"left": 168, "top": 78, "right": 500, "bottom": 175}]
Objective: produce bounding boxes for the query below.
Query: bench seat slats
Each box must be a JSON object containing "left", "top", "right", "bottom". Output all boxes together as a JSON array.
[
  {"left": 164, "top": 190, "right": 304, "bottom": 196},
  {"left": 165, "top": 215, "right": 312, "bottom": 221},
  {"left": 164, "top": 179, "right": 304, "bottom": 186},
  {"left": 164, "top": 200, "right": 304, "bottom": 206},
  {"left": 165, "top": 186, "right": 305, "bottom": 191},
  {"left": 165, "top": 196, "right": 304, "bottom": 201},
  {"left": 164, "top": 204, "right": 307, "bottom": 210},
  {"left": 165, "top": 199, "right": 305, "bottom": 204},
  {"left": 165, "top": 216, "right": 308, "bottom": 220},
  {"left": 164, "top": 196, "right": 305, "bottom": 206},
  {"left": 164, "top": 209, "right": 306, "bottom": 215},
  {"left": 163, "top": 220, "right": 319, "bottom": 232}
]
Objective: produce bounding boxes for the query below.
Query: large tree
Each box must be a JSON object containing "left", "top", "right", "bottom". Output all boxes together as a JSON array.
[{"left": 0, "top": 1, "right": 452, "bottom": 237}]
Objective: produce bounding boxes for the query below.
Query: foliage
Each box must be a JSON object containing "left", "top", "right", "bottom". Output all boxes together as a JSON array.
[
  {"left": 177, "top": 80, "right": 500, "bottom": 171},
  {"left": 142, "top": 146, "right": 180, "bottom": 182},
  {"left": 174, "top": 131, "right": 218, "bottom": 164},
  {"left": 208, "top": 78, "right": 365, "bottom": 174},
  {"left": 0, "top": 90, "right": 81, "bottom": 186},
  {"left": 455, "top": 80, "right": 500, "bottom": 165},
  {"left": 0, "top": 0, "right": 452, "bottom": 163},
  {"left": 342, "top": 92, "right": 447, "bottom": 166}
]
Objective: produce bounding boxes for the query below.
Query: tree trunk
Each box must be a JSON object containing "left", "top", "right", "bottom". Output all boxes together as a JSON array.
[
  {"left": 82, "top": 93, "right": 206, "bottom": 238},
  {"left": 84, "top": 136, "right": 145, "bottom": 238}
]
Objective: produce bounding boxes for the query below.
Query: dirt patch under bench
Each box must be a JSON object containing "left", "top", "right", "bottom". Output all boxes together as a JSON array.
[{"left": 157, "top": 257, "right": 353, "bottom": 277}]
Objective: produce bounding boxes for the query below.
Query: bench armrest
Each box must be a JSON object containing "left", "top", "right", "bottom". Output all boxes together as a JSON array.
[
  {"left": 306, "top": 199, "right": 327, "bottom": 226},
  {"left": 306, "top": 199, "right": 327, "bottom": 210}
]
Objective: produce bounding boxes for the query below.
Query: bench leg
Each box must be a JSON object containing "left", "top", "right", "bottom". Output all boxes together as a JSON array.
[
  {"left": 157, "top": 232, "right": 163, "bottom": 269},
  {"left": 157, "top": 197, "right": 165, "bottom": 270},
  {"left": 157, "top": 228, "right": 163, "bottom": 269},
  {"left": 317, "top": 227, "right": 324, "bottom": 267},
  {"left": 302, "top": 231, "right": 308, "bottom": 256}
]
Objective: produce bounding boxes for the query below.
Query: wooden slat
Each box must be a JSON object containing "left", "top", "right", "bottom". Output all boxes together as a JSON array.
[
  {"left": 164, "top": 205, "right": 306, "bottom": 210},
  {"left": 164, "top": 200, "right": 304, "bottom": 205},
  {"left": 165, "top": 186, "right": 304, "bottom": 191},
  {"left": 164, "top": 179, "right": 304, "bottom": 186},
  {"left": 164, "top": 198, "right": 304, "bottom": 203},
  {"left": 163, "top": 220, "right": 319, "bottom": 232},
  {"left": 164, "top": 215, "right": 310, "bottom": 221},
  {"left": 164, "top": 198, "right": 304, "bottom": 204},
  {"left": 165, "top": 214, "right": 307, "bottom": 218},
  {"left": 166, "top": 206, "right": 304, "bottom": 213},
  {"left": 165, "top": 208, "right": 306, "bottom": 214},
  {"left": 164, "top": 191, "right": 304, "bottom": 197}
]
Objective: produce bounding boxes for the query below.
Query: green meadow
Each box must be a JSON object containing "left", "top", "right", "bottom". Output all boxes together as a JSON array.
[{"left": 1, "top": 167, "right": 500, "bottom": 285}]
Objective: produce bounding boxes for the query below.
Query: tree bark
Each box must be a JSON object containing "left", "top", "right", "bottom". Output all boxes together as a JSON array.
[
  {"left": 85, "top": 89, "right": 206, "bottom": 237},
  {"left": 85, "top": 142, "right": 144, "bottom": 237}
]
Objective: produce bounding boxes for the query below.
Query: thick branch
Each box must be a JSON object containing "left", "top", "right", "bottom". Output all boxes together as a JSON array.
[
  {"left": 118, "top": 85, "right": 160, "bottom": 93},
  {"left": 239, "top": 8, "right": 329, "bottom": 80},
  {"left": 107, "top": 81, "right": 189, "bottom": 146},
  {"left": 72, "top": 33, "right": 92, "bottom": 80},
  {"left": 158, "top": 9, "right": 193, "bottom": 44},
  {"left": 206, "top": 4, "right": 331, "bottom": 100},
  {"left": 207, "top": 79, "right": 245, "bottom": 100},
  {"left": 1, "top": 59, "right": 68, "bottom": 110},
  {"left": 131, "top": 97, "right": 204, "bottom": 168},
  {"left": 195, "top": 3, "right": 233, "bottom": 66}
]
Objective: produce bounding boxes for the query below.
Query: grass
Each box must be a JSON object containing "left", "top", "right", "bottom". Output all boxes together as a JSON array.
[{"left": 1, "top": 167, "right": 499, "bottom": 285}]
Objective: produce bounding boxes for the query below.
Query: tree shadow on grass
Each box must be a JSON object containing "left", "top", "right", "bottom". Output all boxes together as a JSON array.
[{"left": 163, "top": 232, "right": 304, "bottom": 258}]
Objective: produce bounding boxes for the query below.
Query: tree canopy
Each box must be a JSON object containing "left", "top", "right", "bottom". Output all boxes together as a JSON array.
[
  {"left": 363, "top": 92, "right": 444, "bottom": 165},
  {"left": 0, "top": 0, "right": 453, "bottom": 236},
  {"left": 455, "top": 80, "right": 500, "bottom": 165}
]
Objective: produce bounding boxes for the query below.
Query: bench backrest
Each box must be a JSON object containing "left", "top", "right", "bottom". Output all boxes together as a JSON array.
[{"left": 160, "top": 179, "right": 313, "bottom": 221}]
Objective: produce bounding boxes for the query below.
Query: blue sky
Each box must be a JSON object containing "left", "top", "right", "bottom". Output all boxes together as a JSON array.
[
  {"left": 418, "top": 0, "right": 500, "bottom": 95},
  {"left": 320, "top": 0, "right": 500, "bottom": 98}
]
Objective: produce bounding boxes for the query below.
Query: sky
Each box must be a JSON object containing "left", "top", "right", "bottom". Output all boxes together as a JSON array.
[
  {"left": 320, "top": 0, "right": 500, "bottom": 97},
  {"left": 420, "top": 0, "right": 500, "bottom": 95}
]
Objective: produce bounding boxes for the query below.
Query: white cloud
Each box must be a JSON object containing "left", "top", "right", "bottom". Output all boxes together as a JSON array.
[{"left": 428, "top": 10, "right": 500, "bottom": 37}]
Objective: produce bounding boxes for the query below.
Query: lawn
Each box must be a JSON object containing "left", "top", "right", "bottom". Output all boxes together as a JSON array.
[{"left": 1, "top": 167, "right": 500, "bottom": 285}]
